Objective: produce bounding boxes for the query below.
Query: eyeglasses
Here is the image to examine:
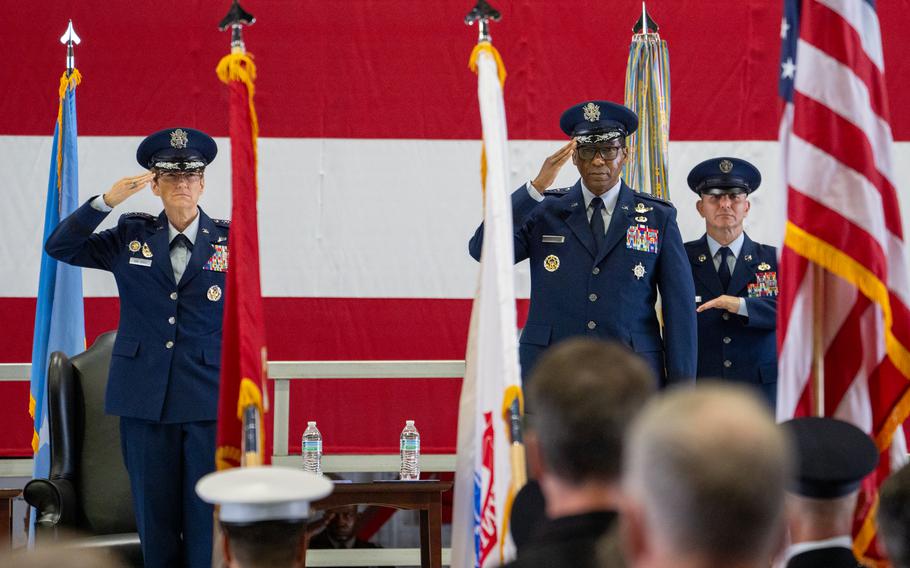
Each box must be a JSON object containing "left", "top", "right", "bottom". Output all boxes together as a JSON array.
[
  {"left": 157, "top": 172, "right": 203, "bottom": 184},
  {"left": 701, "top": 192, "right": 747, "bottom": 205},
  {"left": 576, "top": 146, "right": 625, "bottom": 161}
]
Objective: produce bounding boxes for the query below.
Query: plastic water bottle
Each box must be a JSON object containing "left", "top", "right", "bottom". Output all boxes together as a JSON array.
[
  {"left": 302, "top": 421, "right": 323, "bottom": 475},
  {"left": 399, "top": 420, "right": 420, "bottom": 480}
]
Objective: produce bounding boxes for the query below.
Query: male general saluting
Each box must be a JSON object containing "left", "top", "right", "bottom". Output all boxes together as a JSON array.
[
  {"left": 469, "top": 101, "right": 696, "bottom": 386},
  {"left": 46, "top": 127, "right": 229, "bottom": 567},
  {"left": 685, "top": 157, "right": 778, "bottom": 408}
]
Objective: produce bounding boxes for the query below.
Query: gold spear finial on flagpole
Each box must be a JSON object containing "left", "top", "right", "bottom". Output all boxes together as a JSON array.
[
  {"left": 59, "top": 20, "right": 81, "bottom": 77},
  {"left": 465, "top": 0, "right": 502, "bottom": 44}
]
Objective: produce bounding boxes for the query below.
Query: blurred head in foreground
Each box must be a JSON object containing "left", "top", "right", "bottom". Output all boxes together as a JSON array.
[{"left": 621, "top": 383, "right": 793, "bottom": 568}]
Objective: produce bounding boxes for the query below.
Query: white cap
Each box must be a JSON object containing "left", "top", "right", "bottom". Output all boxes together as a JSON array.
[{"left": 196, "top": 466, "right": 333, "bottom": 524}]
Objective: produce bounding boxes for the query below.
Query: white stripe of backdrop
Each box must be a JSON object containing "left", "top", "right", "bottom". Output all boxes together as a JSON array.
[{"left": 4, "top": 137, "right": 910, "bottom": 298}]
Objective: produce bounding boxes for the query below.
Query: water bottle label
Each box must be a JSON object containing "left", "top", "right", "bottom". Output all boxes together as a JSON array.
[
  {"left": 303, "top": 440, "right": 322, "bottom": 453},
  {"left": 400, "top": 439, "right": 420, "bottom": 452}
]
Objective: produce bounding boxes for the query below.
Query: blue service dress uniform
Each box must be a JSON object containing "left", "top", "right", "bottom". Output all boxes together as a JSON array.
[
  {"left": 45, "top": 198, "right": 229, "bottom": 568},
  {"left": 470, "top": 181, "right": 697, "bottom": 385},
  {"left": 686, "top": 233, "right": 778, "bottom": 405}
]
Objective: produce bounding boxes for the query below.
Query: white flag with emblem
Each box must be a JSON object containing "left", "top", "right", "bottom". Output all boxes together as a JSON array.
[{"left": 451, "top": 41, "right": 523, "bottom": 568}]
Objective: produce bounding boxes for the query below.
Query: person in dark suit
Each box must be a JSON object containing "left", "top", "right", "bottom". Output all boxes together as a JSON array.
[
  {"left": 622, "top": 384, "right": 793, "bottom": 568},
  {"left": 684, "top": 157, "right": 778, "bottom": 407},
  {"left": 878, "top": 462, "right": 910, "bottom": 568},
  {"left": 780, "top": 417, "right": 878, "bottom": 568},
  {"left": 45, "top": 127, "right": 228, "bottom": 568},
  {"left": 307, "top": 504, "right": 381, "bottom": 567},
  {"left": 469, "top": 100, "right": 696, "bottom": 386},
  {"left": 503, "top": 338, "right": 656, "bottom": 568}
]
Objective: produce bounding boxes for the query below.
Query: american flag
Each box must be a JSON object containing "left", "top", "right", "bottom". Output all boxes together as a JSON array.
[{"left": 777, "top": 0, "right": 910, "bottom": 563}]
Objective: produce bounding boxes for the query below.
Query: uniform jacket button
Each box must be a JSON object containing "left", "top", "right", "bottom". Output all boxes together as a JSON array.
[
  {"left": 589, "top": 293, "right": 598, "bottom": 302},
  {"left": 170, "top": 292, "right": 178, "bottom": 300},
  {"left": 587, "top": 321, "right": 597, "bottom": 330},
  {"left": 592, "top": 267, "right": 600, "bottom": 275},
  {"left": 723, "top": 336, "right": 731, "bottom": 344},
  {"left": 165, "top": 340, "right": 174, "bottom": 349},
  {"left": 723, "top": 360, "right": 732, "bottom": 368},
  {"left": 168, "top": 317, "right": 176, "bottom": 325}
]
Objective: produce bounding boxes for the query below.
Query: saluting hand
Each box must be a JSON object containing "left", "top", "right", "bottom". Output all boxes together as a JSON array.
[
  {"left": 697, "top": 295, "right": 742, "bottom": 314},
  {"left": 530, "top": 139, "right": 577, "bottom": 194},
  {"left": 102, "top": 172, "right": 155, "bottom": 208}
]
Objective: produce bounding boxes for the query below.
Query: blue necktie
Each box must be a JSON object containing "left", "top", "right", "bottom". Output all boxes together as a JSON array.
[
  {"left": 170, "top": 234, "right": 192, "bottom": 251},
  {"left": 718, "top": 246, "right": 732, "bottom": 291},
  {"left": 590, "top": 197, "right": 605, "bottom": 254}
]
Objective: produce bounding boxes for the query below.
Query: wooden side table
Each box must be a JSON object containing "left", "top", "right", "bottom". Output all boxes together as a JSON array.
[
  {"left": 0, "top": 489, "right": 21, "bottom": 551},
  {"left": 307, "top": 481, "right": 453, "bottom": 568}
]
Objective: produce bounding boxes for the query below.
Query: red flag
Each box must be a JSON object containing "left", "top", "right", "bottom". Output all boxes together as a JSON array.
[
  {"left": 214, "top": 50, "right": 270, "bottom": 470},
  {"left": 777, "top": 0, "right": 910, "bottom": 563}
]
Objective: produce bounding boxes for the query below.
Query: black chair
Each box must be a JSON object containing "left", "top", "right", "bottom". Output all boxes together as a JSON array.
[{"left": 24, "top": 331, "right": 141, "bottom": 565}]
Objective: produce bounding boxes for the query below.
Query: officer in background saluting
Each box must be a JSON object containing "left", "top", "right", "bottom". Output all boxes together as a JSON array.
[
  {"left": 45, "top": 127, "right": 229, "bottom": 568},
  {"left": 685, "top": 157, "right": 778, "bottom": 408},
  {"left": 469, "top": 101, "right": 696, "bottom": 386}
]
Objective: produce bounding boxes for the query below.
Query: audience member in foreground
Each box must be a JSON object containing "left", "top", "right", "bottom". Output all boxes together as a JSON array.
[
  {"left": 621, "top": 384, "right": 792, "bottom": 568},
  {"left": 196, "top": 466, "right": 333, "bottom": 568},
  {"left": 504, "top": 338, "right": 656, "bottom": 568},
  {"left": 878, "top": 461, "right": 910, "bottom": 568},
  {"left": 780, "top": 417, "right": 878, "bottom": 568}
]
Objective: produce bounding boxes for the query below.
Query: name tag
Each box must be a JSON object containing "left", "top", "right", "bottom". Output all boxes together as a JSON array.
[
  {"left": 129, "top": 257, "right": 152, "bottom": 267},
  {"left": 541, "top": 235, "right": 565, "bottom": 244}
]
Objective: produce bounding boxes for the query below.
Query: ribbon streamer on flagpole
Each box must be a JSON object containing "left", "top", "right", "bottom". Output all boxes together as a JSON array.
[
  {"left": 214, "top": 0, "right": 270, "bottom": 470},
  {"left": 622, "top": 2, "right": 671, "bottom": 199}
]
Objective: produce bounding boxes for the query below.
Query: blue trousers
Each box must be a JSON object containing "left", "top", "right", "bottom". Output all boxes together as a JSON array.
[{"left": 120, "top": 418, "right": 216, "bottom": 568}]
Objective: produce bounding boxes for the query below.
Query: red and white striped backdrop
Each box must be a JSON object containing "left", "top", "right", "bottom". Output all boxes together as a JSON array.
[{"left": 3, "top": 1, "right": 910, "bottom": 457}]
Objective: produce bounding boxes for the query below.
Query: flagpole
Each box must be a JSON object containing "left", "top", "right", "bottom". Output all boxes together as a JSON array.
[
  {"left": 812, "top": 263, "right": 825, "bottom": 417},
  {"left": 217, "top": 0, "right": 262, "bottom": 468}
]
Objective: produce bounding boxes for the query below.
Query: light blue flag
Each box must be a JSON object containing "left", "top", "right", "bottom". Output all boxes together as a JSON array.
[{"left": 29, "top": 72, "right": 85, "bottom": 540}]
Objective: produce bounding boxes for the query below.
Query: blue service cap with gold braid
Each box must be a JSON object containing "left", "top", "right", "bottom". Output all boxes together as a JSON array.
[
  {"left": 559, "top": 100, "right": 638, "bottom": 143},
  {"left": 783, "top": 417, "right": 879, "bottom": 499},
  {"left": 687, "top": 157, "right": 761, "bottom": 195},
  {"left": 136, "top": 127, "right": 218, "bottom": 171}
]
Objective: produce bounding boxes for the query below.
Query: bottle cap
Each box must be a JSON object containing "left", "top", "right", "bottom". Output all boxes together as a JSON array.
[
  {"left": 307, "top": 421, "right": 316, "bottom": 427},
  {"left": 406, "top": 420, "right": 415, "bottom": 426}
]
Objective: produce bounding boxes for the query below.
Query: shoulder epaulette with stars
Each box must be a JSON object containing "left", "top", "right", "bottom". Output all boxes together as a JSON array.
[
  {"left": 543, "top": 186, "right": 571, "bottom": 197},
  {"left": 211, "top": 218, "right": 231, "bottom": 229},
  {"left": 634, "top": 191, "right": 675, "bottom": 209},
  {"left": 122, "top": 211, "right": 156, "bottom": 221}
]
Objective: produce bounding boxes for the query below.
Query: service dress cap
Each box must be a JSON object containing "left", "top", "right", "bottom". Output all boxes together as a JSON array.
[
  {"left": 687, "top": 157, "right": 761, "bottom": 195},
  {"left": 783, "top": 416, "right": 879, "bottom": 499},
  {"left": 196, "top": 466, "right": 333, "bottom": 524},
  {"left": 136, "top": 127, "right": 218, "bottom": 171},
  {"left": 560, "top": 101, "right": 638, "bottom": 144}
]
